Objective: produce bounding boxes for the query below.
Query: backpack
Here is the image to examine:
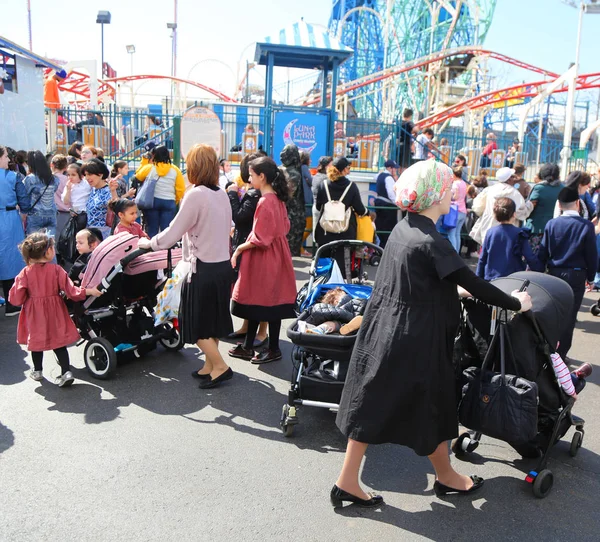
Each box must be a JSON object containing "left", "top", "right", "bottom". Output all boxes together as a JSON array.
[{"left": 319, "top": 181, "right": 353, "bottom": 234}]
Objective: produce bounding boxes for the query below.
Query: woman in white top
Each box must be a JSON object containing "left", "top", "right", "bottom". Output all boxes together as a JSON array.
[{"left": 133, "top": 145, "right": 186, "bottom": 237}]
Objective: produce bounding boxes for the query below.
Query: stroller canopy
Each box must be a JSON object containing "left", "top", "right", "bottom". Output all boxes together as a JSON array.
[{"left": 491, "top": 271, "right": 574, "bottom": 348}]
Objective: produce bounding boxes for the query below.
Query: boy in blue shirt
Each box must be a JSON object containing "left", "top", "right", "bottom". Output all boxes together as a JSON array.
[
  {"left": 538, "top": 187, "right": 598, "bottom": 359},
  {"left": 476, "top": 197, "right": 541, "bottom": 281}
]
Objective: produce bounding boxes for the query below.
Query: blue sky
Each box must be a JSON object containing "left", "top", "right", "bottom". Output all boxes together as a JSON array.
[{"left": 1, "top": 0, "right": 598, "bottom": 105}]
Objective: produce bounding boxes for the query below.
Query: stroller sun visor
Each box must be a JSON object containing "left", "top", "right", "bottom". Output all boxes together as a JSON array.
[{"left": 491, "top": 271, "right": 574, "bottom": 348}]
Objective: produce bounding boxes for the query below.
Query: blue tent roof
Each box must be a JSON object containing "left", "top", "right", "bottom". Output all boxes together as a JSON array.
[
  {"left": 255, "top": 20, "right": 353, "bottom": 70},
  {"left": 0, "top": 36, "right": 62, "bottom": 71}
]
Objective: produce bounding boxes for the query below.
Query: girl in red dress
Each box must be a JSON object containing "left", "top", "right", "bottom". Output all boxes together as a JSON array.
[
  {"left": 229, "top": 157, "right": 297, "bottom": 364},
  {"left": 9, "top": 232, "right": 101, "bottom": 386}
]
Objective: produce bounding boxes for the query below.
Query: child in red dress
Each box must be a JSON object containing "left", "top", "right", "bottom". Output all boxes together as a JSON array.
[
  {"left": 9, "top": 232, "right": 102, "bottom": 386},
  {"left": 111, "top": 198, "right": 149, "bottom": 238},
  {"left": 229, "top": 156, "right": 297, "bottom": 364}
]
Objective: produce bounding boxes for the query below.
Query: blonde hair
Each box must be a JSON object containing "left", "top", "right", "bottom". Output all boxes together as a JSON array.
[
  {"left": 186, "top": 144, "right": 219, "bottom": 187},
  {"left": 19, "top": 231, "right": 54, "bottom": 265},
  {"left": 327, "top": 164, "right": 344, "bottom": 182}
]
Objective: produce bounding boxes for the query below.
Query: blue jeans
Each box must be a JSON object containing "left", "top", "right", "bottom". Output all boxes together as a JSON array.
[
  {"left": 26, "top": 214, "right": 56, "bottom": 237},
  {"left": 448, "top": 211, "right": 467, "bottom": 253},
  {"left": 144, "top": 198, "right": 176, "bottom": 238}
]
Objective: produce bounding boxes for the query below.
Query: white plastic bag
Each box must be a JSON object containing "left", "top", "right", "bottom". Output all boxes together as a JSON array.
[{"left": 154, "top": 260, "right": 192, "bottom": 326}]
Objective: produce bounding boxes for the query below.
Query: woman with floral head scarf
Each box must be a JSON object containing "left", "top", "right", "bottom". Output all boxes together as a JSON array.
[{"left": 331, "top": 159, "right": 533, "bottom": 509}]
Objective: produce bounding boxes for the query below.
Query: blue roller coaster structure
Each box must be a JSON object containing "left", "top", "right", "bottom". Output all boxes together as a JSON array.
[{"left": 328, "top": 0, "right": 497, "bottom": 120}]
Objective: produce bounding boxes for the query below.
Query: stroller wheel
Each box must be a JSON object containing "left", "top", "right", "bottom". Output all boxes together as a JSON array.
[
  {"left": 590, "top": 304, "right": 600, "bottom": 317},
  {"left": 159, "top": 321, "right": 184, "bottom": 351},
  {"left": 452, "top": 432, "right": 478, "bottom": 456},
  {"left": 281, "top": 404, "right": 298, "bottom": 438},
  {"left": 531, "top": 469, "right": 554, "bottom": 499},
  {"left": 84, "top": 337, "right": 117, "bottom": 379},
  {"left": 569, "top": 431, "right": 583, "bottom": 457}
]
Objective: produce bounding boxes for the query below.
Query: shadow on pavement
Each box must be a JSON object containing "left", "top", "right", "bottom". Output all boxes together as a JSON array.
[
  {"left": 0, "top": 314, "right": 28, "bottom": 386},
  {"left": 0, "top": 421, "right": 15, "bottom": 455}
]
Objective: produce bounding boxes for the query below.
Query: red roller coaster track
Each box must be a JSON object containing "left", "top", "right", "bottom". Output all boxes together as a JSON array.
[
  {"left": 56, "top": 73, "right": 235, "bottom": 103},
  {"left": 302, "top": 46, "right": 560, "bottom": 107},
  {"left": 415, "top": 71, "right": 600, "bottom": 129}
]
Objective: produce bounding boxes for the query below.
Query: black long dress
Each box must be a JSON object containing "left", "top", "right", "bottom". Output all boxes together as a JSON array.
[{"left": 336, "top": 212, "right": 520, "bottom": 456}]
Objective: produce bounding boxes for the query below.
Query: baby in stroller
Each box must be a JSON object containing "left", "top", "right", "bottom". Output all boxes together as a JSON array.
[{"left": 303, "top": 287, "right": 366, "bottom": 336}]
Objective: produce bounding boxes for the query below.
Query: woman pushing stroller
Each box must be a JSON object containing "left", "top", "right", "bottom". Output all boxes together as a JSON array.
[{"left": 331, "top": 159, "right": 533, "bottom": 508}]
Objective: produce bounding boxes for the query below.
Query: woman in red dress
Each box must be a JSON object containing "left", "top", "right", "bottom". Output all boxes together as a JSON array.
[
  {"left": 229, "top": 157, "right": 297, "bottom": 364},
  {"left": 9, "top": 232, "right": 101, "bottom": 386}
]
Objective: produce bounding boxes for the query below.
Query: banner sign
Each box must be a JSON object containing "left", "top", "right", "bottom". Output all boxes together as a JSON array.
[
  {"left": 181, "top": 106, "right": 222, "bottom": 158},
  {"left": 273, "top": 110, "right": 329, "bottom": 164}
]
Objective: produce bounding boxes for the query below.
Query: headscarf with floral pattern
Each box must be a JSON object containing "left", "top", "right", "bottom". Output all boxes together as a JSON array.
[{"left": 395, "top": 159, "right": 454, "bottom": 213}]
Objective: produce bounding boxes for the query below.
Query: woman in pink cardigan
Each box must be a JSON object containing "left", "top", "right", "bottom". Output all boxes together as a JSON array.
[{"left": 138, "top": 145, "right": 234, "bottom": 389}]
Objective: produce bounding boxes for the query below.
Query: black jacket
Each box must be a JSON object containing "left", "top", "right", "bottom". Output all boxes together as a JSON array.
[
  {"left": 229, "top": 187, "right": 261, "bottom": 251},
  {"left": 314, "top": 176, "right": 367, "bottom": 245}
]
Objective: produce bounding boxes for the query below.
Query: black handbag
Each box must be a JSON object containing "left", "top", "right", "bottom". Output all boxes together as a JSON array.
[{"left": 458, "top": 311, "right": 538, "bottom": 445}]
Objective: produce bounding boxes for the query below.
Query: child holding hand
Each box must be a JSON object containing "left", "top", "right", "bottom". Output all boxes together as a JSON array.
[
  {"left": 9, "top": 232, "right": 102, "bottom": 387},
  {"left": 111, "top": 199, "right": 149, "bottom": 238}
]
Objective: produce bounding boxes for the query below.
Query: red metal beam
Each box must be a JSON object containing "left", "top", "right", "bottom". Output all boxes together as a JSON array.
[
  {"left": 106, "top": 75, "right": 236, "bottom": 103},
  {"left": 302, "top": 47, "right": 559, "bottom": 106},
  {"left": 415, "top": 72, "right": 600, "bottom": 128},
  {"left": 56, "top": 73, "right": 236, "bottom": 103}
]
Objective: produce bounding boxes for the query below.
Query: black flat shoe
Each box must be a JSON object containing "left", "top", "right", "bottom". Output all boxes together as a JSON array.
[
  {"left": 251, "top": 349, "right": 282, "bottom": 365},
  {"left": 228, "top": 344, "right": 254, "bottom": 361},
  {"left": 191, "top": 370, "right": 211, "bottom": 380},
  {"left": 330, "top": 485, "right": 384, "bottom": 508},
  {"left": 198, "top": 368, "right": 234, "bottom": 389},
  {"left": 226, "top": 331, "right": 246, "bottom": 340},
  {"left": 433, "top": 475, "right": 484, "bottom": 496}
]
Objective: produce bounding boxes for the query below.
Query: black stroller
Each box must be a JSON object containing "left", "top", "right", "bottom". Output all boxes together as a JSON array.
[
  {"left": 283, "top": 240, "right": 383, "bottom": 436},
  {"left": 454, "top": 271, "right": 588, "bottom": 499}
]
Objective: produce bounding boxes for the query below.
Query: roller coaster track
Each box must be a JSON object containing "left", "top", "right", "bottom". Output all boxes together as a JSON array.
[
  {"left": 415, "top": 71, "right": 600, "bottom": 128},
  {"left": 58, "top": 74, "right": 236, "bottom": 103},
  {"left": 301, "top": 46, "right": 559, "bottom": 107}
]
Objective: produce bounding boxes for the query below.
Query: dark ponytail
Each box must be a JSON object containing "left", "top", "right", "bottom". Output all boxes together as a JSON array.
[
  {"left": 249, "top": 156, "right": 290, "bottom": 203},
  {"left": 108, "top": 198, "right": 136, "bottom": 215}
]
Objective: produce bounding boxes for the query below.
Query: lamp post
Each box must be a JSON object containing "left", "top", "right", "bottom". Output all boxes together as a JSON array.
[
  {"left": 167, "top": 23, "right": 178, "bottom": 112},
  {"left": 96, "top": 11, "right": 111, "bottom": 79},
  {"left": 561, "top": 0, "right": 600, "bottom": 177},
  {"left": 126, "top": 45, "right": 136, "bottom": 110}
]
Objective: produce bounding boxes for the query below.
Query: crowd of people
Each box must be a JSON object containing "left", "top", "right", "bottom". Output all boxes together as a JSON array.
[{"left": 2, "top": 132, "right": 600, "bottom": 509}]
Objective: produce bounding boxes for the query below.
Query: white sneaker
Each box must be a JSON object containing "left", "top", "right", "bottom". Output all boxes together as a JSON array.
[
  {"left": 29, "top": 370, "right": 43, "bottom": 381},
  {"left": 56, "top": 371, "right": 74, "bottom": 387}
]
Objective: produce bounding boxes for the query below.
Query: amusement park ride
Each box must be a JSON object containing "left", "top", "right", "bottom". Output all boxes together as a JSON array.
[{"left": 52, "top": 0, "right": 600, "bottom": 141}]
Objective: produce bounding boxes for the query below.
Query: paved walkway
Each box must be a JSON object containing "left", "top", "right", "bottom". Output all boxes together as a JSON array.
[{"left": 1, "top": 259, "right": 599, "bottom": 541}]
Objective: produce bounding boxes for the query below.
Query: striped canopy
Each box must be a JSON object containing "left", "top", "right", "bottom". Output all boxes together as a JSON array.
[{"left": 263, "top": 20, "right": 352, "bottom": 53}]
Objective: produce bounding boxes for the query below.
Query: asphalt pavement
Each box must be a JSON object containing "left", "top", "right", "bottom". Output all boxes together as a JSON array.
[{"left": 1, "top": 258, "right": 599, "bottom": 541}]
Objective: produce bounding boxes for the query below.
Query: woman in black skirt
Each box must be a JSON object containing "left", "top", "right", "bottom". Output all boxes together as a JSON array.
[
  {"left": 138, "top": 144, "right": 234, "bottom": 389},
  {"left": 331, "top": 159, "right": 533, "bottom": 508}
]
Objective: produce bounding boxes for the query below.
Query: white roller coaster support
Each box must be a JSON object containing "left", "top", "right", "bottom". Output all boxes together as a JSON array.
[
  {"left": 579, "top": 117, "right": 600, "bottom": 149},
  {"left": 517, "top": 65, "right": 576, "bottom": 146}
]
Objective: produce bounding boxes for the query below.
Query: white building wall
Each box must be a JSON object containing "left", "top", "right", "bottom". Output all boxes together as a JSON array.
[{"left": 0, "top": 56, "right": 45, "bottom": 151}]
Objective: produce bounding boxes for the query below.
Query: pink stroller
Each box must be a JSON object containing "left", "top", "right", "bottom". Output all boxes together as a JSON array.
[{"left": 73, "top": 232, "right": 184, "bottom": 379}]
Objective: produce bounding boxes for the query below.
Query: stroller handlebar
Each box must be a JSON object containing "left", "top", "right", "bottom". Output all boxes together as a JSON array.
[{"left": 309, "top": 240, "right": 384, "bottom": 276}]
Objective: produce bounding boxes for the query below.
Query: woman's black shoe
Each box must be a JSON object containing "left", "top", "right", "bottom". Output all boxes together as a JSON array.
[
  {"left": 191, "top": 370, "right": 211, "bottom": 380},
  {"left": 330, "top": 485, "right": 384, "bottom": 508},
  {"left": 251, "top": 349, "right": 282, "bottom": 365},
  {"left": 198, "top": 367, "right": 234, "bottom": 389},
  {"left": 228, "top": 344, "right": 254, "bottom": 361},
  {"left": 433, "top": 475, "right": 484, "bottom": 496}
]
